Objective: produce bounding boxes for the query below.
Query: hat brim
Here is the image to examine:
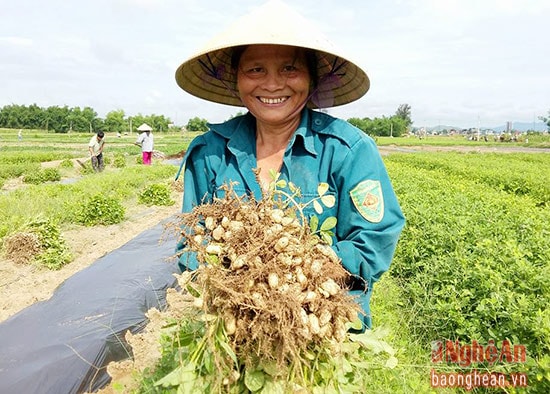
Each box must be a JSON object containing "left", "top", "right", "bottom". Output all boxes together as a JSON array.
[
  {"left": 174, "top": 1, "right": 370, "bottom": 108},
  {"left": 137, "top": 124, "right": 153, "bottom": 131}
]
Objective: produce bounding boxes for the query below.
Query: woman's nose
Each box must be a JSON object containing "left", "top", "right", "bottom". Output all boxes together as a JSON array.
[{"left": 262, "top": 70, "right": 285, "bottom": 90}]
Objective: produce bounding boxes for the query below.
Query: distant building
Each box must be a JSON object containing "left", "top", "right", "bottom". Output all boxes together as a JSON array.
[{"left": 506, "top": 121, "right": 513, "bottom": 132}]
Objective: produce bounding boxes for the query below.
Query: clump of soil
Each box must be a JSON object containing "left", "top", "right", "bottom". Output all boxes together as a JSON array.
[
  {"left": 165, "top": 149, "right": 186, "bottom": 159},
  {"left": 3, "top": 232, "right": 41, "bottom": 264},
  {"left": 170, "top": 178, "right": 183, "bottom": 193}
]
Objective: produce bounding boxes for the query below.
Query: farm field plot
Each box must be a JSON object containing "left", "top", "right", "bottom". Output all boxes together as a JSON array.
[
  {"left": 1, "top": 129, "right": 549, "bottom": 393},
  {"left": 0, "top": 130, "right": 190, "bottom": 322},
  {"left": 379, "top": 151, "right": 550, "bottom": 393}
]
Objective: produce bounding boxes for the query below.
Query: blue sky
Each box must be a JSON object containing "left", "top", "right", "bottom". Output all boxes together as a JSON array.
[{"left": 1, "top": 0, "right": 548, "bottom": 129}]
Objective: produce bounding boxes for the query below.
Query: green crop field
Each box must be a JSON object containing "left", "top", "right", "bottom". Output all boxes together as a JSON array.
[
  {"left": 1, "top": 128, "right": 549, "bottom": 392},
  {"left": 373, "top": 151, "right": 550, "bottom": 393}
]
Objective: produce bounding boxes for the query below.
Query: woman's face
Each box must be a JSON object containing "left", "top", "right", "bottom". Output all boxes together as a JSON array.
[{"left": 236, "top": 44, "right": 311, "bottom": 127}]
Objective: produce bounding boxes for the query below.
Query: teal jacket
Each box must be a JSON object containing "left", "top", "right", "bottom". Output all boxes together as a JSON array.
[{"left": 176, "top": 109, "right": 405, "bottom": 328}]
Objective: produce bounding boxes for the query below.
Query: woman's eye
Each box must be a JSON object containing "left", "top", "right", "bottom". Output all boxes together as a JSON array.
[
  {"left": 245, "top": 67, "right": 265, "bottom": 74},
  {"left": 283, "top": 65, "right": 297, "bottom": 72}
]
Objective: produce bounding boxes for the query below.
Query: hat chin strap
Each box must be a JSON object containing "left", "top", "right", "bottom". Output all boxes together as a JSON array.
[
  {"left": 286, "top": 59, "right": 347, "bottom": 119},
  {"left": 309, "top": 57, "right": 347, "bottom": 109}
]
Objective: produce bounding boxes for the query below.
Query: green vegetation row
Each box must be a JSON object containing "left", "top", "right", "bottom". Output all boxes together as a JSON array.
[
  {"left": 0, "top": 129, "right": 191, "bottom": 269},
  {"left": 0, "top": 130, "right": 200, "bottom": 188},
  {"left": 0, "top": 129, "right": 199, "bottom": 155},
  {"left": 0, "top": 164, "right": 177, "bottom": 239},
  {"left": 384, "top": 153, "right": 550, "bottom": 393},
  {"left": 387, "top": 152, "right": 550, "bottom": 206},
  {"left": 0, "top": 157, "right": 179, "bottom": 272}
]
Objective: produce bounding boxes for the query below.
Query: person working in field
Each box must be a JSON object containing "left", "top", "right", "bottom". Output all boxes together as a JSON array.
[
  {"left": 88, "top": 131, "right": 105, "bottom": 172},
  {"left": 134, "top": 124, "right": 154, "bottom": 165},
  {"left": 174, "top": 0, "right": 405, "bottom": 330}
]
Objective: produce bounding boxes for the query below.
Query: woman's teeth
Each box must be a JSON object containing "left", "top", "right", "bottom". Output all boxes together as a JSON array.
[{"left": 259, "top": 97, "right": 287, "bottom": 104}]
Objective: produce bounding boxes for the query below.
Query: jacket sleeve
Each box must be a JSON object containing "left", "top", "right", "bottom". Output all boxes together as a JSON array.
[
  {"left": 175, "top": 137, "right": 214, "bottom": 271},
  {"left": 332, "top": 136, "right": 405, "bottom": 288},
  {"left": 182, "top": 140, "right": 214, "bottom": 211}
]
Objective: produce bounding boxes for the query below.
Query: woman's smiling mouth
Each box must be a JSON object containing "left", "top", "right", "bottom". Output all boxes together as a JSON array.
[{"left": 259, "top": 96, "right": 289, "bottom": 104}]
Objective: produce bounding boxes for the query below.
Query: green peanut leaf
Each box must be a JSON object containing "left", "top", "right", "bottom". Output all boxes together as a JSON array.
[
  {"left": 288, "top": 182, "right": 298, "bottom": 193},
  {"left": 244, "top": 369, "right": 265, "bottom": 392},
  {"left": 155, "top": 363, "right": 196, "bottom": 387},
  {"left": 313, "top": 200, "right": 323, "bottom": 214},
  {"left": 320, "top": 232, "right": 333, "bottom": 246},
  {"left": 261, "top": 360, "right": 279, "bottom": 376},
  {"left": 268, "top": 169, "right": 279, "bottom": 181},
  {"left": 218, "top": 339, "right": 238, "bottom": 365},
  {"left": 261, "top": 380, "right": 286, "bottom": 394},
  {"left": 321, "top": 194, "right": 335, "bottom": 208},
  {"left": 309, "top": 215, "right": 319, "bottom": 233},
  {"left": 317, "top": 182, "right": 329, "bottom": 196},
  {"left": 385, "top": 356, "right": 399, "bottom": 369},
  {"left": 320, "top": 217, "right": 337, "bottom": 231}
]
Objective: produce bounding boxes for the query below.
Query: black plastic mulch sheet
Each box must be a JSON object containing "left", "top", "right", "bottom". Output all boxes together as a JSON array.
[{"left": 0, "top": 218, "right": 180, "bottom": 394}]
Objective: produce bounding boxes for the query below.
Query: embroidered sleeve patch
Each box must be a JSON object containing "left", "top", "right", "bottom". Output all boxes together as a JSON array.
[{"left": 350, "top": 180, "right": 384, "bottom": 223}]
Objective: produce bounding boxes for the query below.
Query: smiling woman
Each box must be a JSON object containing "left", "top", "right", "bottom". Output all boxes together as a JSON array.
[{"left": 174, "top": 0, "right": 405, "bottom": 331}]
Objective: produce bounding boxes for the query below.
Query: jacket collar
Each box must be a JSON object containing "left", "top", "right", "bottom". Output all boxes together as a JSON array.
[{"left": 209, "top": 109, "right": 320, "bottom": 156}]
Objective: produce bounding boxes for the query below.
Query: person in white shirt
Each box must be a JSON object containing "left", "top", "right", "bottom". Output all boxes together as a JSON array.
[
  {"left": 134, "top": 127, "right": 154, "bottom": 165},
  {"left": 88, "top": 131, "right": 105, "bottom": 172}
]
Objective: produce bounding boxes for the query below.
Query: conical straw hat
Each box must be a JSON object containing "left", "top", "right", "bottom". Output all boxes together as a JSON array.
[
  {"left": 137, "top": 123, "right": 152, "bottom": 131},
  {"left": 175, "top": 0, "right": 369, "bottom": 108}
]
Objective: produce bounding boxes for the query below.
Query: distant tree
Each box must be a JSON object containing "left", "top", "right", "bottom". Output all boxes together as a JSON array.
[
  {"left": 129, "top": 114, "right": 146, "bottom": 133},
  {"left": 67, "top": 106, "right": 100, "bottom": 132},
  {"left": 45, "top": 106, "right": 71, "bottom": 132},
  {"left": 387, "top": 116, "right": 407, "bottom": 137},
  {"left": 0, "top": 103, "right": 176, "bottom": 133},
  {"left": 130, "top": 113, "right": 171, "bottom": 133},
  {"left": 539, "top": 110, "right": 550, "bottom": 131},
  {"left": 104, "top": 110, "right": 127, "bottom": 133},
  {"left": 0, "top": 104, "right": 24, "bottom": 128},
  {"left": 347, "top": 116, "right": 406, "bottom": 137},
  {"left": 395, "top": 103, "right": 412, "bottom": 127},
  {"left": 148, "top": 114, "right": 171, "bottom": 132},
  {"left": 24, "top": 104, "right": 44, "bottom": 129},
  {"left": 348, "top": 117, "right": 370, "bottom": 132},
  {"left": 186, "top": 117, "right": 209, "bottom": 132}
]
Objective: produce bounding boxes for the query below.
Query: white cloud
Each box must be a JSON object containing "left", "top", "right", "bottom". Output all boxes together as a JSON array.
[{"left": 0, "top": 36, "right": 33, "bottom": 47}]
